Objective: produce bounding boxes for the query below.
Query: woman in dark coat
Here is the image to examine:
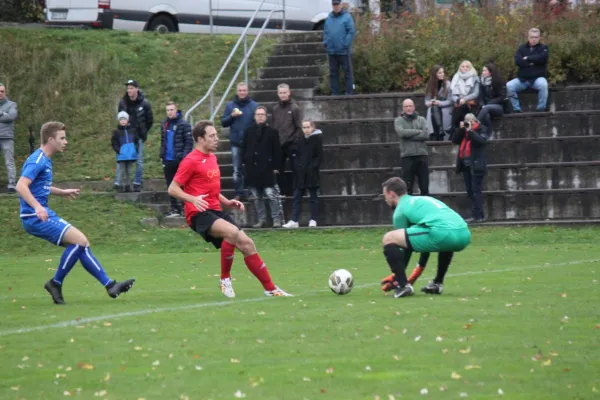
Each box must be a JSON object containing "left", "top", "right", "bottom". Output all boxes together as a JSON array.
[
  {"left": 282, "top": 119, "right": 323, "bottom": 228},
  {"left": 477, "top": 62, "right": 506, "bottom": 132},
  {"left": 452, "top": 113, "right": 489, "bottom": 224}
]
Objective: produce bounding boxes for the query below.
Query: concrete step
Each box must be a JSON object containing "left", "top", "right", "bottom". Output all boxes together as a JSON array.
[
  {"left": 259, "top": 65, "right": 322, "bottom": 79},
  {"left": 275, "top": 32, "right": 323, "bottom": 44},
  {"left": 320, "top": 136, "right": 599, "bottom": 169},
  {"left": 315, "top": 111, "right": 600, "bottom": 143},
  {"left": 151, "top": 188, "right": 600, "bottom": 227},
  {"left": 252, "top": 88, "right": 314, "bottom": 103},
  {"left": 273, "top": 42, "right": 326, "bottom": 56},
  {"left": 305, "top": 85, "right": 600, "bottom": 120},
  {"left": 250, "top": 76, "right": 320, "bottom": 91},
  {"left": 265, "top": 53, "right": 327, "bottom": 68}
]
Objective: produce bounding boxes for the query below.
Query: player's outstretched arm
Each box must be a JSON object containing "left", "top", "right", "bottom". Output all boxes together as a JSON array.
[
  {"left": 168, "top": 180, "right": 208, "bottom": 212},
  {"left": 50, "top": 187, "right": 80, "bottom": 200},
  {"left": 15, "top": 177, "right": 48, "bottom": 221},
  {"left": 219, "top": 194, "right": 245, "bottom": 212}
]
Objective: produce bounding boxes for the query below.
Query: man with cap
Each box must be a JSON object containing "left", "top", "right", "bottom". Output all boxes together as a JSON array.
[
  {"left": 117, "top": 79, "right": 154, "bottom": 192},
  {"left": 0, "top": 82, "right": 18, "bottom": 193},
  {"left": 323, "top": 0, "right": 356, "bottom": 95}
]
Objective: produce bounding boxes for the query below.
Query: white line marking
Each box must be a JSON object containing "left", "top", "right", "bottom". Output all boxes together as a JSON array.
[{"left": 0, "top": 258, "right": 597, "bottom": 337}]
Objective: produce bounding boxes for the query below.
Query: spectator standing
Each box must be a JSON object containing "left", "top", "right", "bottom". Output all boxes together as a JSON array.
[
  {"left": 118, "top": 79, "right": 154, "bottom": 192},
  {"left": 221, "top": 82, "right": 258, "bottom": 201},
  {"left": 111, "top": 112, "right": 139, "bottom": 193},
  {"left": 242, "top": 106, "right": 283, "bottom": 229},
  {"left": 452, "top": 113, "right": 489, "bottom": 223},
  {"left": 324, "top": 0, "right": 356, "bottom": 95},
  {"left": 477, "top": 62, "right": 506, "bottom": 131},
  {"left": 272, "top": 83, "right": 303, "bottom": 196},
  {"left": 506, "top": 28, "right": 549, "bottom": 113},
  {"left": 424, "top": 65, "right": 453, "bottom": 141},
  {"left": 0, "top": 83, "right": 17, "bottom": 193},
  {"left": 394, "top": 99, "right": 430, "bottom": 196},
  {"left": 283, "top": 119, "right": 323, "bottom": 229},
  {"left": 450, "top": 61, "right": 480, "bottom": 137},
  {"left": 160, "top": 101, "right": 193, "bottom": 217}
]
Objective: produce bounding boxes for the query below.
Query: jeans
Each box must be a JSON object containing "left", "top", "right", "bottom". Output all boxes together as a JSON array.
[
  {"left": 163, "top": 160, "right": 182, "bottom": 212},
  {"left": 328, "top": 54, "right": 354, "bottom": 95},
  {"left": 477, "top": 104, "right": 504, "bottom": 130},
  {"left": 463, "top": 168, "right": 485, "bottom": 219},
  {"left": 250, "top": 186, "right": 282, "bottom": 223},
  {"left": 402, "top": 155, "right": 430, "bottom": 195},
  {"left": 430, "top": 106, "right": 445, "bottom": 141},
  {"left": 506, "top": 77, "right": 548, "bottom": 112},
  {"left": 0, "top": 139, "right": 16, "bottom": 189},
  {"left": 133, "top": 139, "right": 144, "bottom": 186},
  {"left": 118, "top": 161, "right": 134, "bottom": 188},
  {"left": 231, "top": 145, "right": 245, "bottom": 198},
  {"left": 291, "top": 188, "right": 319, "bottom": 222}
]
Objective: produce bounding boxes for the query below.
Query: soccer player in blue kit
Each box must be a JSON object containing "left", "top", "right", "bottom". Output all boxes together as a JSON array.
[{"left": 16, "top": 122, "right": 135, "bottom": 304}]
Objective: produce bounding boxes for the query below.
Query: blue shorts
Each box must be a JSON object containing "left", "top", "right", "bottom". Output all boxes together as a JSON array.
[{"left": 21, "top": 210, "right": 72, "bottom": 246}]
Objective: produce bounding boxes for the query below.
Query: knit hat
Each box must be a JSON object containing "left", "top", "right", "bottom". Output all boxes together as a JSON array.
[{"left": 118, "top": 111, "right": 129, "bottom": 121}]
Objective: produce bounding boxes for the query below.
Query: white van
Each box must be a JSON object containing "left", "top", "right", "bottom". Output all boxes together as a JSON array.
[{"left": 44, "top": 0, "right": 337, "bottom": 33}]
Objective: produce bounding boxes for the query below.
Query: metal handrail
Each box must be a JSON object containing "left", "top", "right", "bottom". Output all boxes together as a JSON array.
[
  {"left": 210, "top": 8, "right": 284, "bottom": 122},
  {"left": 184, "top": 0, "right": 272, "bottom": 122},
  {"left": 208, "top": 0, "right": 287, "bottom": 34}
]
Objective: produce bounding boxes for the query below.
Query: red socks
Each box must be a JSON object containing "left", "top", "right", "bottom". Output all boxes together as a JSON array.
[
  {"left": 244, "top": 253, "right": 276, "bottom": 291},
  {"left": 220, "top": 241, "right": 236, "bottom": 279}
]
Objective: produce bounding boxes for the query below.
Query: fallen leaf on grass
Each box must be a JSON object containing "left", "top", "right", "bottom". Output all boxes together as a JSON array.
[
  {"left": 459, "top": 346, "right": 471, "bottom": 354},
  {"left": 69, "top": 338, "right": 75, "bottom": 343},
  {"left": 420, "top": 388, "right": 428, "bottom": 395},
  {"left": 414, "top": 336, "right": 421, "bottom": 342},
  {"left": 195, "top": 365, "right": 203, "bottom": 371},
  {"left": 103, "top": 322, "right": 111, "bottom": 327},
  {"left": 325, "top": 367, "right": 334, "bottom": 374},
  {"left": 64, "top": 391, "right": 72, "bottom": 396},
  {"left": 151, "top": 360, "right": 160, "bottom": 366},
  {"left": 365, "top": 365, "right": 372, "bottom": 371},
  {"left": 104, "top": 373, "right": 110, "bottom": 382},
  {"left": 230, "top": 358, "right": 240, "bottom": 363},
  {"left": 442, "top": 348, "right": 449, "bottom": 354},
  {"left": 451, "top": 372, "right": 462, "bottom": 380},
  {"left": 393, "top": 355, "right": 400, "bottom": 361},
  {"left": 560, "top": 293, "right": 567, "bottom": 298},
  {"left": 542, "top": 359, "right": 552, "bottom": 367},
  {"left": 77, "top": 362, "right": 94, "bottom": 370},
  {"left": 436, "top": 336, "right": 443, "bottom": 342},
  {"left": 134, "top": 346, "right": 143, "bottom": 351},
  {"left": 94, "top": 390, "right": 107, "bottom": 397},
  {"left": 303, "top": 377, "right": 311, "bottom": 382},
  {"left": 459, "top": 392, "right": 468, "bottom": 397},
  {"left": 234, "top": 390, "right": 246, "bottom": 398},
  {"left": 497, "top": 388, "right": 504, "bottom": 395},
  {"left": 11, "top": 386, "right": 19, "bottom": 391},
  {"left": 549, "top": 351, "right": 559, "bottom": 357},
  {"left": 249, "top": 377, "right": 264, "bottom": 387},
  {"left": 256, "top": 339, "right": 264, "bottom": 344},
  {"left": 464, "top": 365, "right": 481, "bottom": 370},
  {"left": 65, "top": 367, "right": 72, "bottom": 372}
]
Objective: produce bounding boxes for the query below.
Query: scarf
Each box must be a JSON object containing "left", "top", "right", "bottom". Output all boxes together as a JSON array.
[
  {"left": 459, "top": 122, "right": 480, "bottom": 159},
  {"left": 452, "top": 71, "right": 476, "bottom": 97},
  {"left": 481, "top": 75, "right": 492, "bottom": 87}
]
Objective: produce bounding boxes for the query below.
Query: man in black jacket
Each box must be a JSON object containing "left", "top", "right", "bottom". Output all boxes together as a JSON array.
[
  {"left": 506, "top": 28, "right": 549, "bottom": 113},
  {"left": 160, "top": 101, "right": 193, "bottom": 217},
  {"left": 242, "top": 106, "right": 283, "bottom": 228},
  {"left": 117, "top": 79, "right": 154, "bottom": 191}
]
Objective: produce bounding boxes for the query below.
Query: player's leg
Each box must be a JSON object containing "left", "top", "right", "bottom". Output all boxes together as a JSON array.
[
  {"left": 219, "top": 236, "right": 236, "bottom": 298},
  {"left": 62, "top": 226, "right": 135, "bottom": 299},
  {"left": 208, "top": 218, "right": 291, "bottom": 297},
  {"left": 381, "top": 229, "right": 415, "bottom": 298}
]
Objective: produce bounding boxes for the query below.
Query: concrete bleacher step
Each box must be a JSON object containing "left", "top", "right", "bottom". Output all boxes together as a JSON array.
[
  {"left": 303, "top": 85, "right": 600, "bottom": 120},
  {"left": 265, "top": 53, "right": 326, "bottom": 68},
  {"left": 259, "top": 65, "right": 322, "bottom": 79},
  {"left": 145, "top": 188, "right": 600, "bottom": 228},
  {"left": 252, "top": 88, "right": 314, "bottom": 103},
  {"left": 315, "top": 111, "right": 600, "bottom": 142},
  {"left": 273, "top": 42, "right": 326, "bottom": 56},
  {"left": 273, "top": 32, "right": 323, "bottom": 44},
  {"left": 250, "top": 76, "right": 320, "bottom": 91}
]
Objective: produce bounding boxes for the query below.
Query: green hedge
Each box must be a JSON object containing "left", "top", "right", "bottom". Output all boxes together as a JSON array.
[
  {"left": 318, "top": 4, "right": 600, "bottom": 94},
  {"left": 0, "top": 0, "right": 44, "bottom": 22}
]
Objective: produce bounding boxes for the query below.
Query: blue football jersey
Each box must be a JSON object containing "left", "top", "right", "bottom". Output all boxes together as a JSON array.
[{"left": 19, "top": 149, "right": 53, "bottom": 217}]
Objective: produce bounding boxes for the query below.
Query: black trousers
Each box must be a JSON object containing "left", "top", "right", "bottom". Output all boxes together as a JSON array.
[
  {"left": 462, "top": 168, "right": 485, "bottom": 219},
  {"left": 277, "top": 141, "right": 296, "bottom": 196},
  {"left": 402, "top": 155, "right": 429, "bottom": 195},
  {"left": 163, "top": 160, "right": 181, "bottom": 212}
]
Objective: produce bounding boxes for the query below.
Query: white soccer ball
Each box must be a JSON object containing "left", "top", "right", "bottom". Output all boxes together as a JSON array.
[{"left": 328, "top": 269, "right": 354, "bottom": 295}]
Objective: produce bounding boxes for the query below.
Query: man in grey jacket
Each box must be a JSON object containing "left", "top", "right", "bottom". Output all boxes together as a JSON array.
[
  {"left": 0, "top": 83, "right": 18, "bottom": 193},
  {"left": 394, "top": 99, "right": 429, "bottom": 196}
]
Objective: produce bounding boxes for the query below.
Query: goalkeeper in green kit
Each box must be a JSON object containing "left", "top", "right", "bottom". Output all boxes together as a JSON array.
[{"left": 379, "top": 177, "right": 471, "bottom": 298}]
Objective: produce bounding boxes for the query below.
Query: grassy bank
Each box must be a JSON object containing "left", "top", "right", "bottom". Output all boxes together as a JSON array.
[{"left": 0, "top": 28, "right": 276, "bottom": 183}]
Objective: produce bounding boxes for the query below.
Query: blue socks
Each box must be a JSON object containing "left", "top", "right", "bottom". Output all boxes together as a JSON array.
[
  {"left": 53, "top": 245, "right": 84, "bottom": 285},
  {"left": 79, "top": 247, "right": 112, "bottom": 286}
]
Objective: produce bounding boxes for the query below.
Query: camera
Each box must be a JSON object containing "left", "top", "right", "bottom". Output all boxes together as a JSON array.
[{"left": 464, "top": 121, "right": 471, "bottom": 130}]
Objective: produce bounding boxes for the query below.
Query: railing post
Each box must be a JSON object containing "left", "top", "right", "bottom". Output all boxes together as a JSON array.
[
  {"left": 244, "top": 35, "right": 249, "bottom": 85},
  {"left": 209, "top": 0, "right": 214, "bottom": 35},
  {"left": 282, "top": 0, "right": 286, "bottom": 32},
  {"left": 210, "top": 92, "right": 214, "bottom": 121}
]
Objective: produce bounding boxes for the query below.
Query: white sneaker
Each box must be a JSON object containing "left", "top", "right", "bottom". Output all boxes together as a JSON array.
[
  {"left": 308, "top": 220, "right": 317, "bottom": 227},
  {"left": 282, "top": 220, "right": 299, "bottom": 229},
  {"left": 264, "top": 286, "right": 293, "bottom": 297},
  {"left": 220, "top": 278, "right": 235, "bottom": 298}
]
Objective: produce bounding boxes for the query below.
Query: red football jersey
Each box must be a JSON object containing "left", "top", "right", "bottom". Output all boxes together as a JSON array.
[{"left": 173, "top": 149, "right": 222, "bottom": 226}]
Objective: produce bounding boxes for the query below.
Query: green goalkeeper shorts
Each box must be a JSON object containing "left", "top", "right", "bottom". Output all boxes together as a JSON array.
[{"left": 405, "top": 226, "right": 472, "bottom": 253}]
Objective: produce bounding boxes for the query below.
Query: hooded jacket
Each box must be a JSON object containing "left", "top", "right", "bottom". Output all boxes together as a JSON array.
[
  {"left": 221, "top": 95, "right": 258, "bottom": 147},
  {"left": 323, "top": 9, "right": 356, "bottom": 55},
  {"left": 118, "top": 90, "right": 154, "bottom": 141},
  {"left": 0, "top": 97, "right": 18, "bottom": 139},
  {"left": 111, "top": 124, "right": 139, "bottom": 162},
  {"left": 160, "top": 110, "right": 193, "bottom": 162},
  {"left": 294, "top": 129, "right": 323, "bottom": 189}
]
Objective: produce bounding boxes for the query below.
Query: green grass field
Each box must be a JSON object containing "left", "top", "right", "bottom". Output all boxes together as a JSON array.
[{"left": 1, "top": 195, "right": 599, "bottom": 399}]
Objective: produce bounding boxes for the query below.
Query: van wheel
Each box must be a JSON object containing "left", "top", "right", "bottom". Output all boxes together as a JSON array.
[{"left": 148, "top": 15, "right": 176, "bottom": 33}]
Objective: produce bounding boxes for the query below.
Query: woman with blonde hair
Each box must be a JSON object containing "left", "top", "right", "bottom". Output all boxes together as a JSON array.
[{"left": 450, "top": 60, "right": 480, "bottom": 138}]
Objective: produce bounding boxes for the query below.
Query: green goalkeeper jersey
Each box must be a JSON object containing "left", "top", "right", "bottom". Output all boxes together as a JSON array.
[{"left": 392, "top": 195, "right": 468, "bottom": 230}]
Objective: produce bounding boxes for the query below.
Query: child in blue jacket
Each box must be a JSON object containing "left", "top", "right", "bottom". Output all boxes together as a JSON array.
[{"left": 111, "top": 111, "right": 139, "bottom": 192}]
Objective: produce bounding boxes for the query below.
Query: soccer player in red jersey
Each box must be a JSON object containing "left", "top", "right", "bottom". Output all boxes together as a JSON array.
[{"left": 168, "top": 120, "right": 292, "bottom": 298}]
